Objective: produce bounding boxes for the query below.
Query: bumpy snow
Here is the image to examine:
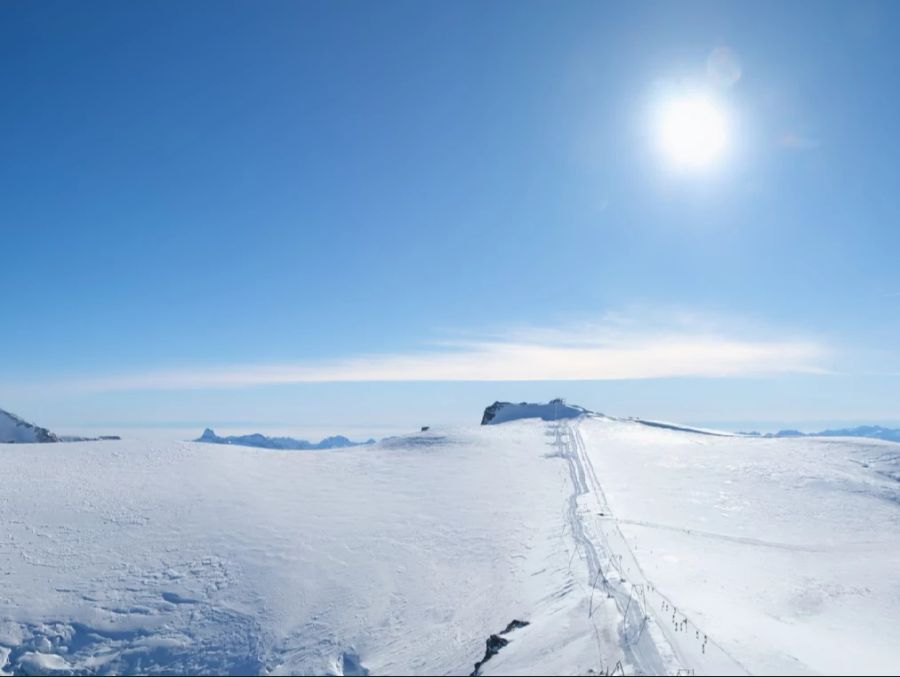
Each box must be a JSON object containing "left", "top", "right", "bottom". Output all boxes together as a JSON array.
[{"left": 1, "top": 416, "right": 898, "bottom": 675}]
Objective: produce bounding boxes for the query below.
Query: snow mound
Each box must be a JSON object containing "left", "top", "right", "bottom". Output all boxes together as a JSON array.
[
  {"left": 481, "top": 398, "right": 592, "bottom": 425},
  {"left": 0, "top": 408, "right": 57, "bottom": 443}
]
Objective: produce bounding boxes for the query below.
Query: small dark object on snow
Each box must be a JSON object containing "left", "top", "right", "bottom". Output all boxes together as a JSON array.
[{"left": 421, "top": 426, "right": 430, "bottom": 432}]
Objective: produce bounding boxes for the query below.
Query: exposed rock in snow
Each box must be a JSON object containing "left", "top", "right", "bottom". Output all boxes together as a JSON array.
[
  {"left": 469, "top": 619, "right": 530, "bottom": 676},
  {"left": 196, "top": 428, "right": 376, "bottom": 450},
  {"left": 481, "top": 398, "right": 592, "bottom": 425},
  {"left": 470, "top": 634, "right": 508, "bottom": 676},
  {"left": 0, "top": 408, "right": 58, "bottom": 443}
]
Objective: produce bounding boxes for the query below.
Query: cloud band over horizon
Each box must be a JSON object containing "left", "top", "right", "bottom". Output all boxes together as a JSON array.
[{"left": 10, "top": 323, "right": 831, "bottom": 394}]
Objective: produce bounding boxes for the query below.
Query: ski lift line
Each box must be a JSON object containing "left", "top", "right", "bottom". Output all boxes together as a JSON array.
[
  {"left": 575, "top": 428, "right": 749, "bottom": 675},
  {"left": 564, "top": 419, "right": 697, "bottom": 674},
  {"left": 575, "top": 432, "right": 734, "bottom": 664},
  {"left": 566, "top": 420, "right": 752, "bottom": 676}
]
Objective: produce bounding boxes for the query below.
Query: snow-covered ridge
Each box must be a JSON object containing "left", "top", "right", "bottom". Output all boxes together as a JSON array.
[
  {"left": 0, "top": 408, "right": 58, "bottom": 443},
  {"left": 480, "top": 400, "right": 732, "bottom": 437},
  {"left": 481, "top": 399, "right": 593, "bottom": 425},
  {"left": 195, "top": 428, "right": 376, "bottom": 450}
]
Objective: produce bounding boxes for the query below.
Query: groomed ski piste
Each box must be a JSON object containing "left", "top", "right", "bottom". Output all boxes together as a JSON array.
[{"left": 1, "top": 402, "right": 899, "bottom": 675}]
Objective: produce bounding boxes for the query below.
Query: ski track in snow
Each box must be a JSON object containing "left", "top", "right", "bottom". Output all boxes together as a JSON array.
[{"left": 553, "top": 420, "right": 667, "bottom": 675}]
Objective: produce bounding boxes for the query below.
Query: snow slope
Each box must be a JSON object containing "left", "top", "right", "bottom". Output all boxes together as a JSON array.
[
  {"left": 577, "top": 416, "right": 900, "bottom": 675},
  {"left": 1, "top": 412, "right": 899, "bottom": 675},
  {"left": 0, "top": 409, "right": 57, "bottom": 443}
]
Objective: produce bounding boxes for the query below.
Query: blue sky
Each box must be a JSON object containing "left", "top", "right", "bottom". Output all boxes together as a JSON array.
[{"left": 3, "top": 1, "right": 900, "bottom": 435}]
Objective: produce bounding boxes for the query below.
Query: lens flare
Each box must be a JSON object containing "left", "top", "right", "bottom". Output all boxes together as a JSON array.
[{"left": 706, "top": 46, "right": 742, "bottom": 88}]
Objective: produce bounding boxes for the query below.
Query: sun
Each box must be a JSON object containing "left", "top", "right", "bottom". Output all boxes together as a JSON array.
[{"left": 656, "top": 93, "right": 729, "bottom": 171}]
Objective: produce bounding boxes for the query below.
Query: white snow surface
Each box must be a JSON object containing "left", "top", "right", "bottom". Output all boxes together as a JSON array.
[{"left": 1, "top": 415, "right": 899, "bottom": 675}]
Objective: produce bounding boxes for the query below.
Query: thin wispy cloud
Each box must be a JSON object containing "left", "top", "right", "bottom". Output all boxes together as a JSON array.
[{"left": 25, "top": 316, "right": 831, "bottom": 393}]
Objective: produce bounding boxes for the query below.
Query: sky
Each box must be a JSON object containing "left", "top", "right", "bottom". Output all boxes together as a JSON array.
[{"left": 3, "top": 0, "right": 900, "bottom": 436}]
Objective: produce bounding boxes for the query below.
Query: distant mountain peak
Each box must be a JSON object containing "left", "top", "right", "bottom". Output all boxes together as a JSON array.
[
  {"left": 741, "top": 425, "right": 900, "bottom": 444},
  {"left": 195, "top": 429, "right": 376, "bottom": 450},
  {"left": 481, "top": 399, "right": 593, "bottom": 425},
  {"left": 0, "top": 408, "right": 58, "bottom": 443}
]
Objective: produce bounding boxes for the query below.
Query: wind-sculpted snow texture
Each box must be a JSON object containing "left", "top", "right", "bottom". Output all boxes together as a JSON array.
[{"left": 1, "top": 414, "right": 899, "bottom": 674}]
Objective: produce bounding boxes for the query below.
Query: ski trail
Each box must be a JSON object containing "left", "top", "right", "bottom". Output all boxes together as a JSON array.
[
  {"left": 553, "top": 420, "right": 668, "bottom": 676},
  {"left": 563, "top": 418, "right": 750, "bottom": 676}
]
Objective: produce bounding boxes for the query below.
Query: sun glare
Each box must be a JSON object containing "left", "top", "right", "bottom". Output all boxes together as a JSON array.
[{"left": 656, "top": 93, "right": 729, "bottom": 171}]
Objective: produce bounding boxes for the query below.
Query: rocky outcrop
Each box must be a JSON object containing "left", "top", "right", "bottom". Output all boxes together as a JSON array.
[
  {"left": 481, "top": 399, "right": 591, "bottom": 425},
  {"left": 481, "top": 401, "right": 508, "bottom": 425},
  {"left": 469, "top": 619, "right": 530, "bottom": 676}
]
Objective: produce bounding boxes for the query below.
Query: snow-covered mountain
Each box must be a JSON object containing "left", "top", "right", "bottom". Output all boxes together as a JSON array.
[
  {"left": 2, "top": 404, "right": 899, "bottom": 675},
  {"left": 196, "top": 428, "right": 376, "bottom": 450},
  {"left": 0, "top": 408, "right": 58, "bottom": 443}
]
